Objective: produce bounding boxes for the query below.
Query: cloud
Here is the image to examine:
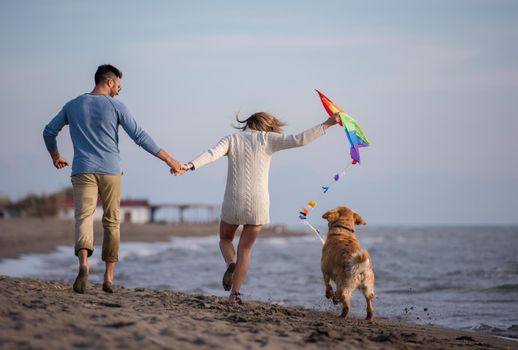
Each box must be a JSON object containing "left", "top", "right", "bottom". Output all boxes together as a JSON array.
[
  {"left": 121, "top": 33, "right": 362, "bottom": 52},
  {"left": 120, "top": 31, "right": 518, "bottom": 92}
]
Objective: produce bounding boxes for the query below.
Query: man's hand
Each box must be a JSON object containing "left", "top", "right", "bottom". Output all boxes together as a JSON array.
[
  {"left": 53, "top": 156, "right": 69, "bottom": 169},
  {"left": 167, "top": 158, "right": 183, "bottom": 175},
  {"left": 156, "top": 149, "right": 184, "bottom": 175},
  {"left": 50, "top": 150, "right": 69, "bottom": 169}
]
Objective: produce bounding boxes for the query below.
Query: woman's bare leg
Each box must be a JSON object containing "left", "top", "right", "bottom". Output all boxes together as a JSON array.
[
  {"left": 219, "top": 220, "right": 239, "bottom": 266},
  {"left": 229, "top": 224, "right": 262, "bottom": 303}
]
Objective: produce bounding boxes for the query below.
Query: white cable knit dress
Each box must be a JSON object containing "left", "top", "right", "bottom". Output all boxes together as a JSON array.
[{"left": 190, "top": 124, "right": 326, "bottom": 225}]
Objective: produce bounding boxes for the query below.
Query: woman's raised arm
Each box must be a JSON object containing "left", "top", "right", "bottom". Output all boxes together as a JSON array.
[{"left": 266, "top": 113, "right": 339, "bottom": 153}]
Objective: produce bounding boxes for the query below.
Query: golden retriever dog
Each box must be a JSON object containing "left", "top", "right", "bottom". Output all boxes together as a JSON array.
[{"left": 321, "top": 206, "right": 375, "bottom": 320}]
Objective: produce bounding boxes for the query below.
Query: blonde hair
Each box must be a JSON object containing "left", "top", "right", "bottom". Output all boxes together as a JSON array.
[{"left": 234, "top": 112, "right": 286, "bottom": 133}]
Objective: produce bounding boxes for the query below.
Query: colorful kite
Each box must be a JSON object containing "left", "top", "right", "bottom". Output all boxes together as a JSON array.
[
  {"left": 316, "top": 90, "right": 369, "bottom": 164},
  {"left": 298, "top": 90, "right": 370, "bottom": 245}
]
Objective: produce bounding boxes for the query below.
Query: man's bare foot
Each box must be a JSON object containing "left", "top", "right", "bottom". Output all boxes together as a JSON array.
[
  {"left": 102, "top": 281, "right": 114, "bottom": 293},
  {"left": 73, "top": 266, "right": 88, "bottom": 294}
]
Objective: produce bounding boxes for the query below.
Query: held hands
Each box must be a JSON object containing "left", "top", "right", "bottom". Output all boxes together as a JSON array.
[
  {"left": 167, "top": 158, "right": 184, "bottom": 176},
  {"left": 156, "top": 149, "right": 185, "bottom": 176},
  {"left": 156, "top": 149, "right": 192, "bottom": 177},
  {"left": 170, "top": 163, "right": 192, "bottom": 176}
]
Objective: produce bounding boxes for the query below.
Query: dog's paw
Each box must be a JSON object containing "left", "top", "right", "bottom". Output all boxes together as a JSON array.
[
  {"left": 366, "top": 310, "right": 374, "bottom": 320},
  {"left": 325, "top": 289, "right": 334, "bottom": 299},
  {"left": 340, "top": 308, "right": 349, "bottom": 318},
  {"left": 332, "top": 295, "right": 341, "bottom": 305}
]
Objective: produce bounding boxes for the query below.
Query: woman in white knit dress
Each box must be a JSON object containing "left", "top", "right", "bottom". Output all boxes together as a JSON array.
[{"left": 183, "top": 112, "right": 339, "bottom": 303}]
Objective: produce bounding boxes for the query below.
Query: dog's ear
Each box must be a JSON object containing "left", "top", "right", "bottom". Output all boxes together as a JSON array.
[
  {"left": 322, "top": 208, "right": 340, "bottom": 223},
  {"left": 354, "top": 212, "right": 366, "bottom": 225}
]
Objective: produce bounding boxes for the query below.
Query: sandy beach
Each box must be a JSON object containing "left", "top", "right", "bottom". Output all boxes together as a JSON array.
[
  {"left": 1, "top": 276, "right": 516, "bottom": 350},
  {"left": 1, "top": 218, "right": 517, "bottom": 349}
]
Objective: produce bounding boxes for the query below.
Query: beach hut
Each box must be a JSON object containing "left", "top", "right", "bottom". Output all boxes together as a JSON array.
[
  {"left": 59, "top": 198, "right": 151, "bottom": 224},
  {"left": 0, "top": 203, "right": 9, "bottom": 219}
]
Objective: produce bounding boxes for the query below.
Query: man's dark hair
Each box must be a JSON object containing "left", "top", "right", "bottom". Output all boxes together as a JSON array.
[{"left": 94, "top": 64, "right": 123, "bottom": 85}]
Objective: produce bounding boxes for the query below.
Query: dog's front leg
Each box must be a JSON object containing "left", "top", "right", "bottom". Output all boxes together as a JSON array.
[
  {"left": 333, "top": 290, "right": 342, "bottom": 304},
  {"left": 323, "top": 273, "right": 334, "bottom": 299},
  {"left": 333, "top": 278, "right": 344, "bottom": 304}
]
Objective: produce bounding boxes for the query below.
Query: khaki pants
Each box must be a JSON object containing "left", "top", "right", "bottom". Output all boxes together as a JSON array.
[{"left": 71, "top": 174, "right": 122, "bottom": 262}]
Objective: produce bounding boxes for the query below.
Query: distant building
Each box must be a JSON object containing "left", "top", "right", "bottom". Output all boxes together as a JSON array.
[
  {"left": 0, "top": 203, "right": 9, "bottom": 219},
  {"left": 59, "top": 198, "right": 150, "bottom": 224},
  {"left": 119, "top": 200, "right": 150, "bottom": 224}
]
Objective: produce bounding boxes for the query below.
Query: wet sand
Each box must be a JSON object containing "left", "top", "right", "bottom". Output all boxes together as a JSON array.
[{"left": 1, "top": 276, "right": 515, "bottom": 350}]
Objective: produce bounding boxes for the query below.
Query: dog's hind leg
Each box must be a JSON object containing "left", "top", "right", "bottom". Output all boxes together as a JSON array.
[
  {"left": 323, "top": 273, "right": 334, "bottom": 300},
  {"left": 339, "top": 288, "right": 353, "bottom": 318},
  {"left": 334, "top": 277, "right": 349, "bottom": 305},
  {"left": 361, "top": 277, "right": 375, "bottom": 320},
  {"left": 365, "top": 292, "right": 374, "bottom": 320}
]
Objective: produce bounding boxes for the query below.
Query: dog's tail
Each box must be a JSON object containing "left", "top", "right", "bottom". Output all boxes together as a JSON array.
[{"left": 350, "top": 249, "right": 371, "bottom": 277}]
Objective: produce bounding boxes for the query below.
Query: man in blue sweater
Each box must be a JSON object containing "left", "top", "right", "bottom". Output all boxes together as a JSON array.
[{"left": 43, "top": 64, "right": 181, "bottom": 294}]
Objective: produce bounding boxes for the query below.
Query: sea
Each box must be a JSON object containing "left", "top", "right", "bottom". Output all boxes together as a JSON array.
[{"left": 1, "top": 226, "right": 517, "bottom": 339}]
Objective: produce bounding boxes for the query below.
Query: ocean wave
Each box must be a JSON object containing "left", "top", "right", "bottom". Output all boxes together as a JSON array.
[
  {"left": 470, "top": 323, "right": 518, "bottom": 339},
  {"left": 262, "top": 235, "right": 316, "bottom": 244},
  {"left": 359, "top": 236, "right": 385, "bottom": 245},
  {"left": 168, "top": 236, "right": 219, "bottom": 251},
  {"left": 468, "top": 298, "right": 518, "bottom": 303},
  {"left": 260, "top": 237, "right": 298, "bottom": 246},
  {"left": 382, "top": 283, "right": 460, "bottom": 294},
  {"left": 471, "top": 323, "right": 505, "bottom": 332},
  {"left": 446, "top": 269, "right": 518, "bottom": 278},
  {"left": 484, "top": 283, "right": 518, "bottom": 293}
]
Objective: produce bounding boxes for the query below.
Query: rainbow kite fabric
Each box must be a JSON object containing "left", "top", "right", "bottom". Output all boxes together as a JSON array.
[{"left": 316, "top": 90, "right": 369, "bottom": 163}]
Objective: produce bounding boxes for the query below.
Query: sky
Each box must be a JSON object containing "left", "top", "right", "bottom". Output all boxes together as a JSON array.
[{"left": 0, "top": 0, "right": 517, "bottom": 226}]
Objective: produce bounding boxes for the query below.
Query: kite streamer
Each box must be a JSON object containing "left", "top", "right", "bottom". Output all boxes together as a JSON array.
[
  {"left": 322, "top": 159, "right": 356, "bottom": 194},
  {"left": 298, "top": 201, "right": 325, "bottom": 244}
]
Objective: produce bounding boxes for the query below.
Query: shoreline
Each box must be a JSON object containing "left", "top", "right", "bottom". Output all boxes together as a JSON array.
[
  {"left": 0, "top": 218, "right": 303, "bottom": 260},
  {"left": 0, "top": 276, "right": 515, "bottom": 349},
  {"left": 2, "top": 218, "right": 517, "bottom": 348}
]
